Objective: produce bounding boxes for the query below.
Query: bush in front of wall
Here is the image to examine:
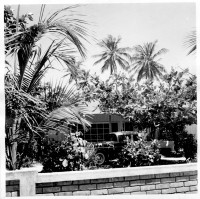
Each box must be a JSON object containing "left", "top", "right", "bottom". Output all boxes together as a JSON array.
[
  {"left": 112, "top": 136, "right": 161, "bottom": 168},
  {"left": 40, "top": 132, "right": 90, "bottom": 172}
]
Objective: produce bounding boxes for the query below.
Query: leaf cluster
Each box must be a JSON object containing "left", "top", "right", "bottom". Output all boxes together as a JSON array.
[
  {"left": 40, "top": 132, "right": 91, "bottom": 172},
  {"left": 112, "top": 135, "right": 161, "bottom": 168}
]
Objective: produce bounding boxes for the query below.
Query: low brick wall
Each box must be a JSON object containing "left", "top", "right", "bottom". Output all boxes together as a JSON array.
[
  {"left": 6, "top": 163, "right": 198, "bottom": 196},
  {"left": 35, "top": 170, "right": 197, "bottom": 196}
]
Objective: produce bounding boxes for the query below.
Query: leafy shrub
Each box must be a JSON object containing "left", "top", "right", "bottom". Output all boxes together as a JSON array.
[
  {"left": 172, "top": 130, "right": 197, "bottom": 160},
  {"left": 182, "top": 134, "right": 197, "bottom": 160},
  {"left": 112, "top": 136, "right": 161, "bottom": 168},
  {"left": 40, "top": 132, "right": 92, "bottom": 172}
]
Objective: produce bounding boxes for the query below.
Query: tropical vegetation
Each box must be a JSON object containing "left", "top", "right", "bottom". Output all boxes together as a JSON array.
[
  {"left": 77, "top": 68, "right": 197, "bottom": 160},
  {"left": 129, "top": 40, "right": 168, "bottom": 82},
  {"left": 4, "top": 4, "right": 197, "bottom": 172},
  {"left": 5, "top": 5, "right": 91, "bottom": 170},
  {"left": 93, "top": 35, "right": 131, "bottom": 75},
  {"left": 184, "top": 30, "right": 196, "bottom": 55}
]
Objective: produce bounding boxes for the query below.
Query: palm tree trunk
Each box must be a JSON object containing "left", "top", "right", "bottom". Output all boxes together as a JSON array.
[
  {"left": 10, "top": 116, "right": 21, "bottom": 170},
  {"left": 10, "top": 118, "right": 18, "bottom": 169}
]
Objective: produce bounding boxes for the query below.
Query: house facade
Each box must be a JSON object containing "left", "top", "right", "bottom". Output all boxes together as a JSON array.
[
  {"left": 75, "top": 113, "right": 147, "bottom": 142},
  {"left": 48, "top": 112, "right": 197, "bottom": 143},
  {"left": 75, "top": 113, "right": 197, "bottom": 143}
]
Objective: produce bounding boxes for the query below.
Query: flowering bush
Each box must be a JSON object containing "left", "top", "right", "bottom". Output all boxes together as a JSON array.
[
  {"left": 40, "top": 132, "right": 92, "bottom": 172},
  {"left": 112, "top": 136, "right": 161, "bottom": 168}
]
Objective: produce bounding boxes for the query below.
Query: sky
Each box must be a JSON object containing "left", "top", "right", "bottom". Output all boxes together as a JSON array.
[{"left": 9, "top": 2, "right": 196, "bottom": 81}]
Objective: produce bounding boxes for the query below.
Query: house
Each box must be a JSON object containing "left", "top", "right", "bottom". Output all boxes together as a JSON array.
[
  {"left": 75, "top": 113, "right": 135, "bottom": 142},
  {"left": 48, "top": 101, "right": 197, "bottom": 143},
  {"left": 76, "top": 112, "right": 197, "bottom": 143}
]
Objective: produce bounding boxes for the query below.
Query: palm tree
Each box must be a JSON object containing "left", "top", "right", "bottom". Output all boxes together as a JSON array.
[
  {"left": 130, "top": 40, "right": 168, "bottom": 82},
  {"left": 93, "top": 35, "right": 131, "bottom": 75},
  {"left": 4, "top": 5, "right": 91, "bottom": 170},
  {"left": 184, "top": 30, "right": 196, "bottom": 55}
]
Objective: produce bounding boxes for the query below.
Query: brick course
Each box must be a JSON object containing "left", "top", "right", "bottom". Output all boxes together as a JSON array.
[
  {"left": 108, "top": 187, "right": 124, "bottom": 194},
  {"left": 156, "top": 183, "right": 170, "bottom": 189},
  {"left": 161, "top": 188, "right": 176, "bottom": 194},
  {"left": 91, "top": 189, "right": 108, "bottom": 195},
  {"left": 141, "top": 184, "right": 156, "bottom": 191},
  {"left": 113, "top": 181, "right": 129, "bottom": 187},
  {"left": 170, "top": 182, "right": 184, "bottom": 188},
  {"left": 176, "top": 186, "right": 190, "bottom": 193},
  {"left": 124, "top": 186, "right": 140, "bottom": 192},
  {"left": 61, "top": 185, "right": 78, "bottom": 192}
]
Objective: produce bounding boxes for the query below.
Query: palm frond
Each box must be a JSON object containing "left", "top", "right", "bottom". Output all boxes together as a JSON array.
[
  {"left": 184, "top": 30, "right": 196, "bottom": 55},
  {"left": 152, "top": 48, "right": 168, "bottom": 59},
  {"left": 43, "top": 5, "right": 90, "bottom": 58},
  {"left": 101, "top": 59, "right": 110, "bottom": 73},
  {"left": 116, "top": 56, "right": 129, "bottom": 70},
  {"left": 93, "top": 55, "right": 108, "bottom": 66},
  {"left": 137, "top": 64, "right": 146, "bottom": 82}
]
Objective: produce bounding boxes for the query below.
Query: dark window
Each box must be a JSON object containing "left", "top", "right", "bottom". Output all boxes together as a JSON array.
[
  {"left": 111, "top": 123, "right": 118, "bottom": 132},
  {"left": 84, "top": 123, "right": 110, "bottom": 142},
  {"left": 97, "top": 123, "right": 103, "bottom": 128},
  {"left": 104, "top": 128, "right": 110, "bottom": 134},
  {"left": 104, "top": 123, "right": 109, "bottom": 128}
]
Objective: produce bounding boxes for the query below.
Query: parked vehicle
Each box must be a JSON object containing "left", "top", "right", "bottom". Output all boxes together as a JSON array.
[
  {"left": 92, "top": 131, "right": 139, "bottom": 165},
  {"left": 91, "top": 131, "right": 175, "bottom": 165}
]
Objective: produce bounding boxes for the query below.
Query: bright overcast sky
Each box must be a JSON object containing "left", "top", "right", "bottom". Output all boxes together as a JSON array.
[{"left": 9, "top": 1, "right": 196, "bottom": 81}]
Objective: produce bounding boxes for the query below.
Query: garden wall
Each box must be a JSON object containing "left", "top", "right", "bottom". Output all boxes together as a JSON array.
[{"left": 6, "top": 163, "right": 197, "bottom": 197}]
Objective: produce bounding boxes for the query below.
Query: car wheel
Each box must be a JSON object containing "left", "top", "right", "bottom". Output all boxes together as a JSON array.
[{"left": 94, "top": 152, "right": 106, "bottom": 165}]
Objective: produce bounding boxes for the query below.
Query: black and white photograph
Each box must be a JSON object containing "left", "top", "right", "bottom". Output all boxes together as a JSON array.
[{"left": 1, "top": 0, "right": 198, "bottom": 198}]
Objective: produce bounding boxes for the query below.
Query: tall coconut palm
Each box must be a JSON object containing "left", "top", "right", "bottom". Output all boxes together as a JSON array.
[
  {"left": 4, "top": 5, "right": 91, "bottom": 170},
  {"left": 93, "top": 35, "right": 131, "bottom": 75},
  {"left": 184, "top": 30, "right": 196, "bottom": 55},
  {"left": 130, "top": 40, "right": 168, "bottom": 82}
]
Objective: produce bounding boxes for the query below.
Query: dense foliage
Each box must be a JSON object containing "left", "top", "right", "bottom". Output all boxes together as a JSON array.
[
  {"left": 40, "top": 132, "right": 94, "bottom": 172},
  {"left": 4, "top": 5, "right": 91, "bottom": 170},
  {"left": 76, "top": 69, "right": 197, "bottom": 158},
  {"left": 111, "top": 136, "right": 161, "bottom": 168}
]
